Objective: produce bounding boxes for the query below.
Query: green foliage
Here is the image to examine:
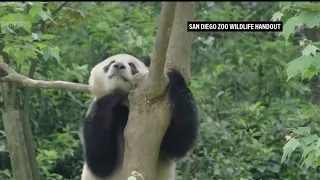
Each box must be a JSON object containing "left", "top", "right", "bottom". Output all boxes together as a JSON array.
[
  {"left": 271, "top": 2, "right": 320, "bottom": 170},
  {"left": 1, "top": 1, "right": 320, "bottom": 180},
  {"left": 281, "top": 128, "right": 320, "bottom": 169},
  {"left": 272, "top": 2, "right": 320, "bottom": 81}
]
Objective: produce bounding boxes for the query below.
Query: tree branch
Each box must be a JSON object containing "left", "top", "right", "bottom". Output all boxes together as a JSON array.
[
  {"left": 0, "top": 61, "right": 89, "bottom": 93},
  {"left": 165, "top": 2, "right": 195, "bottom": 85},
  {"left": 148, "top": 2, "right": 176, "bottom": 98},
  {"left": 52, "top": 2, "right": 68, "bottom": 16},
  {"left": 33, "top": 2, "right": 68, "bottom": 27}
]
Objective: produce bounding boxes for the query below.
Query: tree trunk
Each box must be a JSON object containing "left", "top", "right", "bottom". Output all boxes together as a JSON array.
[
  {"left": 2, "top": 110, "right": 33, "bottom": 180},
  {"left": 121, "top": 2, "right": 195, "bottom": 179},
  {"left": 308, "top": 29, "right": 320, "bottom": 105},
  {"left": 0, "top": 26, "right": 38, "bottom": 180}
]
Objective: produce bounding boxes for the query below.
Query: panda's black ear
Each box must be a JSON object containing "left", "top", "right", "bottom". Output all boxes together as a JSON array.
[
  {"left": 100, "top": 52, "right": 110, "bottom": 62},
  {"left": 142, "top": 57, "right": 151, "bottom": 67}
]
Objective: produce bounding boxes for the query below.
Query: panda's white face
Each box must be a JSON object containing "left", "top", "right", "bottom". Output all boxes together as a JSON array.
[{"left": 89, "top": 54, "right": 149, "bottom": 98}]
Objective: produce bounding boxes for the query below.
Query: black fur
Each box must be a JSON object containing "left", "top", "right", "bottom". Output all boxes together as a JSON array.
[
  {"left": 82, "top": 59, "right": 198, "bottom": 178},
  {"left": 82, "top": 93, "right": 128, "bottom": 178},
  {"left": 103, "top": 61, "right": 115, "bottom": 73},
  {"left": 160, "top": 69, "right": 198, "bottom": 158},
  {"left": 142, "top": 56, "right": 151, "bottom": 67}
]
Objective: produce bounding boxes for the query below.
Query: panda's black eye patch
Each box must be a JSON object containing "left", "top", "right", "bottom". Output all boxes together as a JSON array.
[
  {"left": 103, "top": 61, "right": 116, "bottom": 73},
  {"left": 129, "top": 63, "right": 138, "bottom": 75}
]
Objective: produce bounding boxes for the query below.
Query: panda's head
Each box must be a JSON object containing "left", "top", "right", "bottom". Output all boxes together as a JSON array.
[{"left": 89, "top": 54, "right": 149, "bottom": 99}]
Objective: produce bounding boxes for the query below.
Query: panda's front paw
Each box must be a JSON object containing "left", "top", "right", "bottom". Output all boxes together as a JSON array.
[{"left": 132, "top": 73, "right": 147, "bottom": 88}]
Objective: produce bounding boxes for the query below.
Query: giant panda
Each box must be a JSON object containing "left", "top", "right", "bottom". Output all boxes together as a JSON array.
[{"left": 80, "top": 54, "right": 198, "bottom": 180}]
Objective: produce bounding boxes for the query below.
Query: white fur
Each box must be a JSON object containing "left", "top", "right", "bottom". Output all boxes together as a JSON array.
[
  {"left": 88, "top": 54, "right": 149, "bottom": 99},
  {"left": 82, "top": 54, "right": 176, "bottom": 180}
]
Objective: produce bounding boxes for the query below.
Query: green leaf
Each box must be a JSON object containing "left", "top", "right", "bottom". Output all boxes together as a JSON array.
[
  {"left": 301, "top": 135, "right": 319, "bottom": 145},
  {"left": 300, "top": 12, "right": 320, "bottom": 28},
  {"left": 302, "top": 44, "right": 319, "bottom": 57},
  {"left": 286, "top": 56, "right": 315, "bottom": 81},
  {"left": 281, "top": 138, "right": 300, "bottom": 163},
  {"left": 42, "top": 46, "right": 50, "bottom": 61},
  {"left": 38, "top": 10, "right": 51, "bottom": 21},
  {"left": 96, "top": 21, "right": 109, "bottom": 29},
  {"left": 50, "top": 46, "right": 61, "bottom": 63},
  {"left": 301, "top": 152, "right": 316, "bottom": 169},
  {"left": 29, "top": 6, "right": 42, "bottom": 17},
  {"left": 22, "top": 22, "right": 32, "bottom": 33},
  {"left": 282, "top": 16, "right": 304, "bottom": 42},
  {"left": 216, "top": 64, "right": 224, "bottom": 75},
  {"left": 301, "top": 65, "right": 318, "bottom": 80},
  {"left": 33, "top": 42, "right": 47, "bottom": 49},
  {"left": 299, "top": 40, "right": 305, "bottom": 46},
  {"left": 271, "top": 12, "right": 283, "bottom": 21},
  {"left": 41, "top": 34, "right": 55, "bottom": 40},
  {"left": 32, "top": 33, "right": 41, "bottom": 41},
  {"left": 43, "top": 150, "right": 58, "bottom": 159},
  {"left": 290, "top": 127, "right": 311, "bottom": 135},
  {"left": 302, "top": 143, "right": 316, "bottom": 159}
]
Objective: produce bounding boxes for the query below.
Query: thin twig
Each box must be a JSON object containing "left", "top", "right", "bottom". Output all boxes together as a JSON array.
[
  {"left": 33, "top": 2, "right": 68, "bottom": 27},
  {"left": 52, "top": 2, "right": 68, "bottom": 16}
]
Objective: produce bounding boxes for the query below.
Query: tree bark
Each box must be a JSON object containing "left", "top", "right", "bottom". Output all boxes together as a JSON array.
[
  {"left": 308, "top": 29, "right": 320, "bottom": 105},
  {"left": 20, "top": 60, "right": 41, "bottom": 180},
  {"left": 0, "top": 2, "right": 195, "bottom": 180},
  {"left": 2, "top": 110, "right": 33, "bottom": 180},
  {"left": 121, "top": 2, "right": 176, "bottom": 179},
  {"left": 122, "top": 2, "right": 195, "bottom": 180},
  {"left": 0, "top": 61, "right": 89, "bottom": 92},
  {"left": 0, "top": 3, "right": 70, "bottom": 179},
  {"left": 165, "top": 2, "right": 194, "bottom": 85}
]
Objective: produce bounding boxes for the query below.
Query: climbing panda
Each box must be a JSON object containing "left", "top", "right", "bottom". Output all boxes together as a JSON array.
[{"left": 80, "top": 54, "right": 198, "bottom": 180}]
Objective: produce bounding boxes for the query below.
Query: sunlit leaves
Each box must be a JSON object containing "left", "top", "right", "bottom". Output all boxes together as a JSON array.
[
  {"left": 28, "top": 3, "right": 55, "bottom": 23},
  {"left": 215, "top": 64, "right": 224, "bottom": 75},
  {"left": 271, "top": 11, "right": 283, "bottom": 21},
  {"left": 41, "top": 34, "right": 55, "bottom": 40},
  {"left": 282, "top": 127, "right": 320, "bottom": 169},
  {"left": 279, "top": 1, "right": 320, "bottom": 83},
  {"left": 32, "top": 33, "right": 41, "bottom": 41},
  {"left": 29, "top": 6, "right": 42, "bottom": 16},
  {"left": 286, "top": 55, "right": 316, "bottom": 81},
  {"left": 282, "top": 16, "right": 304, "bottom": 42},
  {"left": 301, "top": 135, "right": 319, "bottom": 146},
  {"left": 276, "top": 2, "right": 320, "bottom": 42},
  {"left": 290, "top": 127, "right": 311, "bottom": 135},
  {"left": 302, "top": 44, "right": 318, "bottom": 57},
  {"left": 281, "top": 138, "right": 300, "bottom": 164},
  {"left": 41, "top": 46, "right": 61, "bottom": 63}
]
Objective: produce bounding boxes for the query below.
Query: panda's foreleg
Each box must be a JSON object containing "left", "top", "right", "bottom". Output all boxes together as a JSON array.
[
  {"left": 82, "top": 93, "right": 128, "bottom": 178},
  {"left": 160, "top": 69, "right": 198, "bottom": 158}
]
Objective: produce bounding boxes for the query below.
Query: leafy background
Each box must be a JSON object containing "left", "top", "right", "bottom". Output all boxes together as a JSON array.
[{"left": 1, "top": 2, "right": 320, "bottom": 180}]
